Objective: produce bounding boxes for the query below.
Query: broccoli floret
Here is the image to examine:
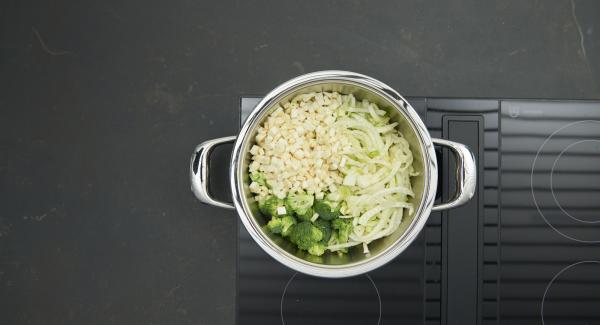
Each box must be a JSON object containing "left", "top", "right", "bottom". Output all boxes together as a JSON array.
[
  {"left": 250, "top": 172, "right": 269, "bottom": 188},
  {"left": 308, "top": 243, "right": 326, "bottom": 256},
  {"left": 259, "top": 196, "right": 285, "bottom": 217},
  {"left": 280, "top": 215, "right": 297, "bottom": 237},
  {"left": 332, "top": 218, "right": 353, "bottom": 243},
  {"left": 313, "top": 199, "right": 341, "bottom": 220},
  {"left": 296, "top": 207, "right": 314, "bottom": 222},
  {"left": 267, "top": 215, "right": 297, "bottom": 236},
  {"left": 313, "top": 219, "right": 332, "bottom": 244},
  {"left": 266, "top": 218, "right": 283, "bottom": 234},
  {"left": 285, "top": 192, "right": 314, "bottom": 216},
  {"left": 289, "top": 221, "right": 323, "bottom": 250}
]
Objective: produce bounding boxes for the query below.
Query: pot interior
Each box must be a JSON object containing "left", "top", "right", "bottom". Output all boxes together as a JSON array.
[{"left": 237, "top": 79, "right": 430, "bottom": 267}]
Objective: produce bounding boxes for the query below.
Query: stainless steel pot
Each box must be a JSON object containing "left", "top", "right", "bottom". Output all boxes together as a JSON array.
[{"left": 190, "top": 71, "right": 476, "bottom": 278}]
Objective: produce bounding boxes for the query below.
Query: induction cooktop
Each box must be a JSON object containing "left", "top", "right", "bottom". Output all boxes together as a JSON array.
[{"left": 235, "top": 97, "right": 600, "bottom": 325}]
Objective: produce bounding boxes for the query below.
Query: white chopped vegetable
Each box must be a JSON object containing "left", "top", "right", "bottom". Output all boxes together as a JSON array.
[
  {"left": 248, "top": 92, "right": 349, "bottom": 197},
  {"left": 310, "top": 213, "right": 319, "bottom": 222},
  {"left": 342, "top": 173, "right": 356, "bottom": 186},
  {"left": 276, "top": 206, "right": 287, "bottom": 215}
]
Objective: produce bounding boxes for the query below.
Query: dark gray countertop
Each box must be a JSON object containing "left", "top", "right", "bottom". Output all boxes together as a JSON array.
[{"left": 1, "top": 1, "right": 599, "bottom": 324}]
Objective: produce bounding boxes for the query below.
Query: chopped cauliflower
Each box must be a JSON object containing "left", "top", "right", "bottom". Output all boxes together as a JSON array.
[{"left": 249, "top": 92, "right": 350, "bottom": 199}]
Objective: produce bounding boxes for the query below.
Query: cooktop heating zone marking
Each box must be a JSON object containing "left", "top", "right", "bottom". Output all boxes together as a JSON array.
[
  {"left": 280, "top": 272, "right": 382, "bottom": 325},
  {"left": 531, "top": 120, "right": 600, "bottom": 243},
  {"left": 541, "top": 260, "right": 600, "bottom": 325}
]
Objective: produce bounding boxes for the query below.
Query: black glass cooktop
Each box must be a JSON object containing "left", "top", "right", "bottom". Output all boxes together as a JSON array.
[{"left": 237, "top": 97, "right": 600, "bottom": 325}]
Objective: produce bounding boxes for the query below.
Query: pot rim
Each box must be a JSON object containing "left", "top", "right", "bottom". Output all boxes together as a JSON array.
[{"left": 230, "top": 70, "right": 438, "bottom": 278}]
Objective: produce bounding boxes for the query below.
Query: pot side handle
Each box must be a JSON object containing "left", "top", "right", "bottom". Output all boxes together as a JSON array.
[
  {"left": 190, "top": 136, "right": 236, "bottom": 209},
  {"left": 431, "top": 138, "right": 477, "bottom": 211}
]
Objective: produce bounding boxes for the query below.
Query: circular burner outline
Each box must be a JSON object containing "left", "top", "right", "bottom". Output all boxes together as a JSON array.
[
  {"left": 550, "top": 139, "right": 600, "bottom": 224},
  {"left": 531, "top": 120, "right": 600, "bottom": 243},
  {"left": 280, "top": 272, "right": 382, "bottom": 325},
  {"left": 541, "top": 260, "right": 600, "bottom": 325}
]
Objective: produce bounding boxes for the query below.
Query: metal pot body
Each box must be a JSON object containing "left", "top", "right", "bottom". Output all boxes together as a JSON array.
[{"left": 191, "top": 71, "right": 476, "bottom": 278}]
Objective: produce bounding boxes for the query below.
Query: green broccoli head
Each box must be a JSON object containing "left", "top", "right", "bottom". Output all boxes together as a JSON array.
[
  {"left": 250, "top": 172, "right": 269, "bottom": 188},
  {"left": 289, "top": 221, "right": 323, "bottom": 250},
  {"left": 296, "top": 207, "right": 314, "bottom": 222},
  {"left": 267, "top": 215, "right": 297, "bottom": 236},
  {"left": 280, "top": 215, "right": 297, "bottom": 237},
  {"left": 313, "top": 199, "right": 341, "bottom": 220},
  {"left": 313, "top": 219, "right": 332, "bottom": 244},
  {"left": 266, "top": 217, "right": 283, "bottom": 234},
  {"left": 259, "top": 196, "right": 285, "bottom": 217},
  {"left": 285, "top": 192, "right": 314, "bottom": 216},
  {"left": 307, "top": 243, "right": 326, "bottom": 256},
  {"left": 332, "top": 218, "right": 353, "bottom": 243}
]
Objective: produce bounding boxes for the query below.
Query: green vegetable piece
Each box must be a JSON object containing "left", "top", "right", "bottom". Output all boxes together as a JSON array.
[
  {"left": 280, "top": 215, "right": 297, "bottom": 237},
  {"left": 285, "top": 192, "right": 314, "bottom": 216},
  {"left": 296, "top": 207, "right": 314, "bottom": 222},
  {"left": 250, "top": 172, "right": 269, "bottom": 188},
  {"left": 313, "top": 199, "right": 341, "bottom": 220},
  {"left": 368, "top": 150, "right": 379, "bottom": 158},
  {"left": 308, "top": 243, "right": 326, "bottom": 256},
  {"left": 313, "top": 219, "right": 332, "bottom": 244},
  {"left": 266, "top": 218, "right": 283, "bottom": 234},
  {"left": 332, "top": 218, "right": 353, "bottom": 243},
  {"left": 259, "top": 196, "right": 285, "bottom": 217},
  {"left": 267, "top": 215, "right": 296, "bottom": 235},
  {"left": 289, "top": 221, "right": 323, "bottom": 250}
]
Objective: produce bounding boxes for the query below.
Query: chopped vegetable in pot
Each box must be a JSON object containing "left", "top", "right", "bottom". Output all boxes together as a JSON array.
[{"left": 251, "top": 92, "right": 417, "bottom": 256}]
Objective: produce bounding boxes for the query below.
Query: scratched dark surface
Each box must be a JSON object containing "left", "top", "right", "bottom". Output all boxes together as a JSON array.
[{"left": 0, "top": 0, "right": 599, "bottom": 324}]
